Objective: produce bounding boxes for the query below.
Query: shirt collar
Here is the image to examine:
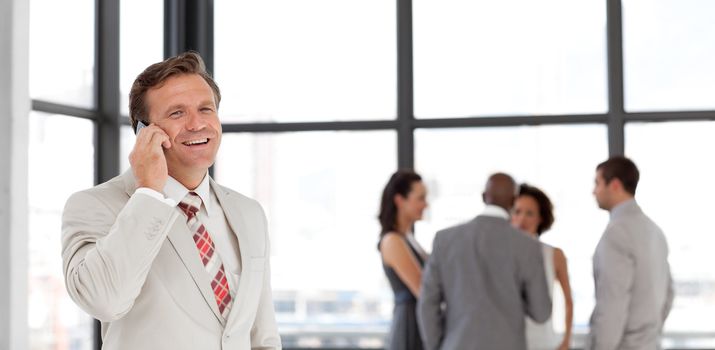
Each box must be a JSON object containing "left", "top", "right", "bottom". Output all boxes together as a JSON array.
[
  {"left": 480, "top": 204, "right": 511, "bottom": 220},
  {"left": 163, "top": 172, "right": 213, "bottom": 216}
]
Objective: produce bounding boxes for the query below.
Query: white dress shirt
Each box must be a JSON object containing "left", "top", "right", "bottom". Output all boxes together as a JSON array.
[
  {"left": 480, "top": 204, "right": 511, "bottom": 220},
  {"left": 136, "top": 174, "right": 242, "bottom": 296}
]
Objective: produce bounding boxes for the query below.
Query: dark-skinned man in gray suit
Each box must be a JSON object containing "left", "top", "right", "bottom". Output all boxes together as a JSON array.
[{"left": 417, "top": 173, "right": 551, "bottom": 350}]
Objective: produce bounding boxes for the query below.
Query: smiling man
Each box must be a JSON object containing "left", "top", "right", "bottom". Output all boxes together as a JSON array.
[{"left": 61, "top": 52, "right": 281, "bottom": 350}]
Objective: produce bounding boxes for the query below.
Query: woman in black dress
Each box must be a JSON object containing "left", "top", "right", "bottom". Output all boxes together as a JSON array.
[{"left": 378, "top": 170, "right": 429, "bottom": 350}]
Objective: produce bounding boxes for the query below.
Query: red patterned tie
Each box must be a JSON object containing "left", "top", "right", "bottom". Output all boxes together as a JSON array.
[{"left": 178, "top": 192, "right": 232, "bottom": 320}]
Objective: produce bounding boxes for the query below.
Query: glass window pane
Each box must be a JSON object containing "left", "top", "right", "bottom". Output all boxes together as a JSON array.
[
  {"left": 29, "top": 112, "right": 95, "bottom": 350},
  {"left": 214, "top": 0, "right": 396, "bottom": 123},
  {"left": 415, "top": 125, "right": 608, "bottom": 337},
  {"left": 30, "top": 0, "right": 95, "bottom": 108},
  {"left": 414, "top": 0, "right": 607, "bottom": 118},
  {"left": 120, "top": 0, "right": 164, "bottom": 116},
  {"left": 626, "top": 121, "right": 715, "bottom": 334},
  {"left": 215, "top": 131, "right": 396, "bottom": 347},
  {"left": 624, "top": 0, "right": 715, "bottom": 112},
  {"left": 120, "top": 124, "right": 134, "bottom": 173}
]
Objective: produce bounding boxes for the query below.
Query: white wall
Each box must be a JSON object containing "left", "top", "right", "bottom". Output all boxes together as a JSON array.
[{"left": 0, "top": 0, "right": 30, "bottom": 348}]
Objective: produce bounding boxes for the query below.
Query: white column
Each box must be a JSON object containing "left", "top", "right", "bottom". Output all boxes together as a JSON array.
[{"left": 0, "top": 0, "right": 30, "bottom": 348}]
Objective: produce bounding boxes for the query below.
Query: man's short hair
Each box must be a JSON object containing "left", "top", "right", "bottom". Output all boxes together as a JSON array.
[
  {"left": 129, "top": 51, "right": 221, "bottom": 132},
  {"left": 597, "top": 156, "right": 640, "bottom": 195}
]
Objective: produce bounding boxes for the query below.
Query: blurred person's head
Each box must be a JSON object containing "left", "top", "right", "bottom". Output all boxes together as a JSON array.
[
  {"left": 378, "top": 170, "right": 428, "bottom": 236},
  {"left": 593, "top": 156, "right": 639, "bottom": 211},
  {"left": 482, "top": 173, "right": 517, "bottom": 212},
  {"left": 511, "top": 184, "right": 554, "bottom": 237}
]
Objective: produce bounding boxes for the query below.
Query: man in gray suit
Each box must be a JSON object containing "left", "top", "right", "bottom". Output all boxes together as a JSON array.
[
  {"left": 588, "top": 156, "right": 674, "bottom": 350},
  {"left": 417, "top": 173, "right": 552, "bottom": 350}
]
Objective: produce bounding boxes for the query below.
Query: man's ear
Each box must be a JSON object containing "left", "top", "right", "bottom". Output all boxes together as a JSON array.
[{"left": 608, "top": 178, "right": 624, "bottom": 193}]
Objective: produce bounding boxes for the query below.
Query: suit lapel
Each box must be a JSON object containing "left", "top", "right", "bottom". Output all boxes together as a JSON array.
[
  {"left": 122, "top": 170, "right": 226, "bottom": 326},
  {"left": 210, "top": 179, "right": 251, "bottom": 328},
  {"left": 166, "top": 218, "right": 227, "bottom": 326}
]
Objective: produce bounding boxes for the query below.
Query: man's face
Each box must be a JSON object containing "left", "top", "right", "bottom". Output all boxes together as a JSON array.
[
  {"left": 145, "top": 73, "right": 222, "bottom": 176},
  {"left": 593, "top": 169, "right": 611, "bottom": 210}
]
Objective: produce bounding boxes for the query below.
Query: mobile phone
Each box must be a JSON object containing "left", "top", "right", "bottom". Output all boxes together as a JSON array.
[{"left": 135, "top": 120, "right": 148, "bottom": 135}]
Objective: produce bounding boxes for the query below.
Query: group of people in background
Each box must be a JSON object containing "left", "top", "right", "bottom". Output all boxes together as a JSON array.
[{"left": 377, "top": 156, "right": 674, "bottom": 350}]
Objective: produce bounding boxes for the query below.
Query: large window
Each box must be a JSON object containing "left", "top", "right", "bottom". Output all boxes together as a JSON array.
[
  {"left": 28, "top": 0, "right": 122, "bottom": 349},
  {"left": 626, "top": 121, "right": 715, "bottom": 335},
  {"left": 623, "top": 0, "right": 715, "bottom": 112},
  {"left": 214, "top": 0, "right": 396, "bottom": 122},
  {"left": 208, "top": 0, "right": 715, "bottom": 348},
  {"left": 413, "top": 0, "right": 607, "bottom": 118},
  {"left": 28, "top": 0, "right": 98, "bottom": 348},
  {"left": 28, "top": 113, "right": 95, "bottom": 350},
  {"left": 29, "top": 0, "right": 95, "bottom": 108}
]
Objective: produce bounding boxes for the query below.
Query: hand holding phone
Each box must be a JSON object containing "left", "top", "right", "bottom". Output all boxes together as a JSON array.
[{"left": 129, "top": 121, "right": 171, "bottom": 192}]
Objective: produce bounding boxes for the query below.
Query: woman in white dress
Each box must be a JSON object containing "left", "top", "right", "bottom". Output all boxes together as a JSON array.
[{"left": 511, "top": 184, "right": 573, "bottom": 350}]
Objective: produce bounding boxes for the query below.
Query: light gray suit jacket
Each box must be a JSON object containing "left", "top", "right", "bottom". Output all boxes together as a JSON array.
[
  {"left": 588, "top": 199, "right": 674, "bottom": 350},
  {"left": 61, "top": 171, "right": 281, "bottom": 350},
  {"left": 417, "top": 214, "right": 552, "bottom": 350}
]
